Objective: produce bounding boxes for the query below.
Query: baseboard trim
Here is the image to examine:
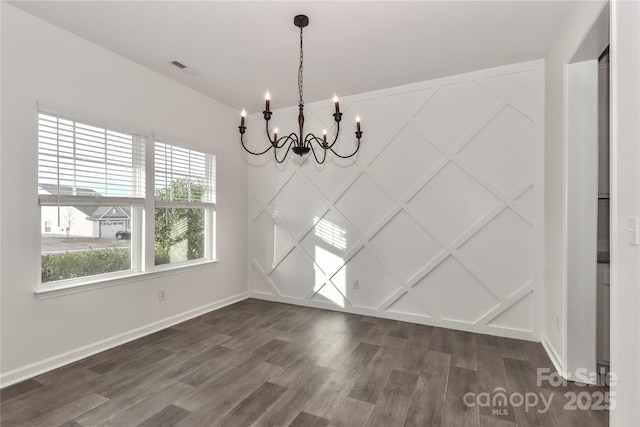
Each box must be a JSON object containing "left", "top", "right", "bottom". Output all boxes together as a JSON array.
[
  {"left": 541, "top": 333, "right": 567, "bottom": 378},
  {"left": 250, "top": 292, "right": 537, "bottom": 341},
  {"left": 0, "top": 292, "right": 248, "bottom": 388}
]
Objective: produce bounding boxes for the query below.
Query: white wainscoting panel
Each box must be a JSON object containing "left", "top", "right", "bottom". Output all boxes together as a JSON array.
[{"left": 247, "top": 60, "right": 543, "bottom": 340}]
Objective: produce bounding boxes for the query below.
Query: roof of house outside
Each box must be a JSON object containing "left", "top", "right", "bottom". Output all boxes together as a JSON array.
[
  {"left": 87, "top": 206, "right": 131, "bottom": 221},
  {"left": 39, "top": 185, "right": 131, "bottom": 221},
  {"left": 38, "top": 183, "right": 101, "bottom": 197}
]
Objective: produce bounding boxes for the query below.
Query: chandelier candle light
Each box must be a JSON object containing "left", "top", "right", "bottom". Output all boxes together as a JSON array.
[{"left": 238, "top": 14, "right": 363, "bottom": 164}]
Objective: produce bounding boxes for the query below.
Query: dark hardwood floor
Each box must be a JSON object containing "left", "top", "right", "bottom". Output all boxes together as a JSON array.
[{"left": 1, "top": 299, "right": 609, "bottom": 426}]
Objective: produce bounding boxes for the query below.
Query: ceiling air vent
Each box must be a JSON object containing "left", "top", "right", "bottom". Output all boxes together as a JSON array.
[
  {"left": 169, "top": 60, "right": 199, "bottom": 76},
  {"left": 171, "top": 60, "right": 187, "bottom": 69}
]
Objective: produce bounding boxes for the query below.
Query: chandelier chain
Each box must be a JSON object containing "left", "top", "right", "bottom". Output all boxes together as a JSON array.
[{"left": 298, "top": 26, "right": 304, "bottom": 106}]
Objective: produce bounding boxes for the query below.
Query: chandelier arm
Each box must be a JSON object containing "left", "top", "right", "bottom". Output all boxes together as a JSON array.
[
  {"left": 240, "top": 132, "right": 278, "bottom": 156},
  {"left": 327, "top": 138, "right": 361, "bottom": 159},
  {"left": 265, "top": 119, "right": 277, "bottom": 146},
  {"left": 306, "top": 135, "right": 327, "bottom": 164},
  {"left": 281, "top": 133, "right": 299, "bottom": 149},
  {"left": 326, "top": 120, "right": 341, "bottom": 149},
  {"left": 272, "top": 133, "right": 294, "bottom": 150},
  {"left": 304, "top": 133, "right": 323, "bottom": 145},
  {"left": 305, "top": 132, "right": 329, "bottom": 152},
  {"left": 274, "top": 137, "right": 297, "bottom": 163}
]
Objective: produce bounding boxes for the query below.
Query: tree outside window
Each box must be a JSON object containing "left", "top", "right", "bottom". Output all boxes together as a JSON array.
[{"left": 155, "top": 178, "right": 205, "bottom": 265}]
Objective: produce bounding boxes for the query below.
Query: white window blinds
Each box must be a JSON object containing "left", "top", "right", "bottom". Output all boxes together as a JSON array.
[
  {"left": 154, "top": 141, "right": 216, "bottom": 205},
  {"left": 38, "top": 113, "right": 145, "bottom": 206}
]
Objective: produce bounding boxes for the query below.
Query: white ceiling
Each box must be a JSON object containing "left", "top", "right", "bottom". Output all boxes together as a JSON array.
[{"left": 8, "top": 1, "right": 573, "bottom": 113}]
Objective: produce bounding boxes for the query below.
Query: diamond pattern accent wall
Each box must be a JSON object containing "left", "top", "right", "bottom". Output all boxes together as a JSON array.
[{"left": 247, "top": 61, "right": 543, "bottom": 339}]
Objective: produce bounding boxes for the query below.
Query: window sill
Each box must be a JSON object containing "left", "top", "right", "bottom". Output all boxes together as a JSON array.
[{"left": 34, "top": 259, "right": 219, "bottom": 300}]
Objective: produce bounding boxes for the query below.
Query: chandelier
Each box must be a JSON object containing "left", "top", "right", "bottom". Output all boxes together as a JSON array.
[{"left": 238, "top": 14, "right": 362, "bottom": 164}]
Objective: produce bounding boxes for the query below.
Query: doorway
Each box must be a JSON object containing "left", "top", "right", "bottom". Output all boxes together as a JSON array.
[
  {"left": 565, "top": 2, "right": 609, "bottom": 384},
  {"left": 596, "top": 47, "right": 610, "bottom": 376}
]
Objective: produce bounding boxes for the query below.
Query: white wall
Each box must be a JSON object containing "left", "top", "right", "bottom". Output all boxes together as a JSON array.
[
  {"left": 0, "top": 4, "right": 248, "bottom": 386},
  {"left": 610, "top": 1, "right": 640, "bottom": 425},
  {"left": 246, "top": 60, "right": 544, "bottom": 340}
]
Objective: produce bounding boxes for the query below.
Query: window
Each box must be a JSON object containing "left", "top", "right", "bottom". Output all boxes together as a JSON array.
[
  {"left": 37, "top": 107, "right": 217, "bottom": 291},
  {"left": 154, "top": 141, "right": 216, "bottom": 266},
  {"left": 38, "top": 112, "right": 145, "bottom": 285}
]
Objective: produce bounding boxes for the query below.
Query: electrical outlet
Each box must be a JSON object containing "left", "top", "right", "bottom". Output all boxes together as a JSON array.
[
  {"left": 159, "top": 289, "right": 167, "bottom": 302},
  {"left": 555, "top": 313, "right": 560, "bottom": 330},
  {"left": 353, "top": 279, "right": 359, "bottom": 290},
  {"left": 628, "top": 216, "right": 639, "bottom": 246}
]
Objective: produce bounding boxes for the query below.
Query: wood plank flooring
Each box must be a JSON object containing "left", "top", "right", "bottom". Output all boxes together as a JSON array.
[{"left": 1, "top": 299, "right": 609, "bottom": 426}]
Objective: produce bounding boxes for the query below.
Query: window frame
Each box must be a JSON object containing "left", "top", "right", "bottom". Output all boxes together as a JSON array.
[
  {"left": 35, "top": 104, "right": 217, "bottom": 296},
  {"left": 153, "top": 140, "right": 217, "bottom": 268}
]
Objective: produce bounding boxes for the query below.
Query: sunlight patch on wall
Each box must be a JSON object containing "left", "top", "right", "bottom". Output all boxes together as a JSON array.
[
  {"left": 314, "top": 216, "right": 347, "bottom": 251},
  {"left": 313, "top": 215, "right": 348, "bottom": 308}
]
